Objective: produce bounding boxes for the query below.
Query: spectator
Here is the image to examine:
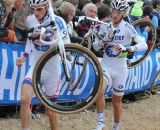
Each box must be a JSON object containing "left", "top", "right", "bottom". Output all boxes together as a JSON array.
[
  {"left": 103, "top": 0, "right": 112, "bottom": 6},
  {"left": 91, "top": 0, "right": 101, "bottom": 4},
  {"left": 12, "top": 0, "right": 33, "bottom": 43},
  {"left": 65, "top": 0, "right": 84, "bottom": 30},
  {"left": 78, "top": 0, "right": 92, "bottom": 11},
  {"left": 52, "top": 0, "right": 63, "bottom": 10},
  {"left": 143, "top": 4, "right": 159, "bottom": 43},
  {"left": 0, "top": 0, "right": 7, "bottom": 27},
  {"left": 97, "top": 3, "right": 111, "bottom": 22},
  {"left": 129, "top": 1, "right": 144, "bottom": 22},
  {"left": 77, "top": 3, "right": 97, "bottom": 37},
  {"left": 153, "top": 0, "right": 160, "bottom": 13},
  {"left": 53, "top": 0, "right": 82, "bottom": 18},
  {"left": 143, "top": 0, "right": 153, "bottom": 6},
  {"left": 64, "top": 0, "right": 83, "bottom": 27},
  {"left": 55, "top": 2, "right": 86, "bottom": 45},
  {"left": 53, "top": 0, "right": 79, "bottom": 10},
  {"left": 92, "top": 3, "right": 112, "bottom": 57},
  {"left": 152, "top": 0, "right": 160, "bottom": 41},
  {"left": 143, "top": 4, "right": 159, "bottom": 28},
  {"left": 0, "top": 0, "right": 16, "bottom": 42},
  {"left": 65, "top": 0, "right": 79, "bottom": 8},
  {"left": 56, "top": 2, "right": 76, "bottom": 35},
  {"left": 82, "top": 3, "right": 97, "bottom": 18}
]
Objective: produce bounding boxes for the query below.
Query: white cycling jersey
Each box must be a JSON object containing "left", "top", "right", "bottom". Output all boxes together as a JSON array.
[
  {"left": 23, "top": 11, "right": 70, "bottom": 97},
  {"left": 101, "top": 20, "right": 148, "bottom": 68},
  {"left": 93, "top": 20, "right": 148, "bottom": 96},
  {"left": 25, "top": 12, "right": 70, "bottom": 64}
]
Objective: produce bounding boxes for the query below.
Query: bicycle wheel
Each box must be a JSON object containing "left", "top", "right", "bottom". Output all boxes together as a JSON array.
[
  {"left": 127, "top": 18, "right": 156, "bottom": 68},
  {"left": 32, "top": 44, "right": 103, "bottom": 114},
  {"left": 150, "top": 69, "right": 160, "bottom": 94}
]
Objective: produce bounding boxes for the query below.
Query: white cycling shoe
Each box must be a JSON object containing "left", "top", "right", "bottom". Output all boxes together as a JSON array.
[
  {"left": 112, "top": 124, "right": 120, "bottom": 130},
  {"left": 93, "top": 122, "right": 105, "bottom": 130}
]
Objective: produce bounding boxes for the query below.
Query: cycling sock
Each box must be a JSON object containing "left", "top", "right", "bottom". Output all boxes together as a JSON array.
[
  {"left": 97, "top": 112, "right": 105, "bottom": 123},
  {"left": 112, "top": 122, "right": 120, "bottom": 130},
  {"left": 22, "top": 128, "right": 30, "bottom": 130}
]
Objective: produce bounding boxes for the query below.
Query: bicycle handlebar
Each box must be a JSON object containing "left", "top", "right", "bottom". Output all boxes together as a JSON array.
[
  {"left": 27, "top": 21, "right": 59, "bottom": 45},
  {"left": 26, "top": 21, "right": 55, "bottom": 35},
  {"left": 77, "top": 16, "right": 110, "bottom": 26}
]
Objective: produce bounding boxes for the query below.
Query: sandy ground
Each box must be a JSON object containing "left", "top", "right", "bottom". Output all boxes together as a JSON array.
[{"left": 0, "top": 94, "right": 160, "bottom": 130}]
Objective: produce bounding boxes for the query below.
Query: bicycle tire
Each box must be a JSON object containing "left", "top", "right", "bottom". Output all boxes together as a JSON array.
[
  {"left": 128, "top": 18, "right": 156, "bottom": 68},
  {"left": 150, "top": 69, "right": 160, "bottom": 94},
  {"left": 32, "top": 44, "right": 103, "bottom": 114}
]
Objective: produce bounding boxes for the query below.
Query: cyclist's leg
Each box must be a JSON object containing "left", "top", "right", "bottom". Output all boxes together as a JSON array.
[
  {"left": 93, "top": 78, "right": 107, "bottom": 130},
  {"left": 20, "top": 67, "right": 34, "bottom": 130},
  {"left": 45, "top": 107, "right": 58, "bottom": 130},
  {"left": 111, "top": 68, "right": 128, "bottom": 130},
  {"left": 96, "top": 77, "right": 107, "bottom": 113},
  {"left": 42, "top": 62, "right": 61, "bottom": 130},
  {"left": 94, "top": 68, "right": 110, "bottom": 130},
  {"left": 42, "top": 57, "right": 61, "bottom": 97},
  {"left": 20, "top": 83, "right": 34, "bottom": 129},
  {"left": 112, "top": 95, "right": 123, "bottom": 130}
]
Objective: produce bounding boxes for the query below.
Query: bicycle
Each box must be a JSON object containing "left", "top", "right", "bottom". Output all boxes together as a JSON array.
[
  {"left": 77, "top": 16, "right": 156, "bottom": 68},
  {"left": 27, "top": 18, "right": 103, "bottom": 114}
]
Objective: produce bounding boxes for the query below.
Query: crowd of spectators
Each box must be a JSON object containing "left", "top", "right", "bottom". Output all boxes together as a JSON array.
[
  {"left": 0, "top": 0, "right": 160, "bottom": 130},
  {"left": 0, "top": 0, "right": 159, "bottom": 45}
]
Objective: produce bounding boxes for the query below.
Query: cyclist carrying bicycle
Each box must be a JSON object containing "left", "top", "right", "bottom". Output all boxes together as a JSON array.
[
  {"left": 16, "top": 0, "right": 70, "bottom": 130},
  {"left": 93, "top": 0, "right": 148, "bottom": 130}
]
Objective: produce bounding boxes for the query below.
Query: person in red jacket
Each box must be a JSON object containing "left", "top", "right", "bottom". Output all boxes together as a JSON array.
[{"left": 0, "top": 0, "right": 17, "bottom": 42}]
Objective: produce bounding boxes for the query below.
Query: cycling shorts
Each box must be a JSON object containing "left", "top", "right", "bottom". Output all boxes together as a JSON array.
[{"left": 22, "top": 54, "right": 61, "bottom": 97}]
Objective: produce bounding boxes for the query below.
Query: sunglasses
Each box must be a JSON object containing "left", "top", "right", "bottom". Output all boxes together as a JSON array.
[
  {"left": 112, "top": 9, "right": 124, "bottom": 14},
  {"left": 31, "top": 6, "right": 46, "bottom": 12}
]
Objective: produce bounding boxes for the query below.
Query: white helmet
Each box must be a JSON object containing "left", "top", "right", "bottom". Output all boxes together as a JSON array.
[
  {"left": 111, "top": 0, "right": 129, "bottom": 11},
  {"left": 29, "top": 0, "right": 49, "bottom": 7}
]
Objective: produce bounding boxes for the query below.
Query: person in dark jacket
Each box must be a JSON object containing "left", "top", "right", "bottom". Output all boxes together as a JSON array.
[{"left": 77, "top": 3, "right": 97, "bottom": 37}]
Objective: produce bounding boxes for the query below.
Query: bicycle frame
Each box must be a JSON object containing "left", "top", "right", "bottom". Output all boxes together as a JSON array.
[{"left": 78, "top": 16, "right": 115, "bottom": 41}]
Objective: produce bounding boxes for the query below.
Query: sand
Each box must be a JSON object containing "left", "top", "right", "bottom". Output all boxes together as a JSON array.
[{"left": 0, "top": 94, "right": 160, "bottom": 130}]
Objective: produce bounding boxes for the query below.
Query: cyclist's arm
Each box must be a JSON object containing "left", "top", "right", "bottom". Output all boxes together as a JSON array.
[
  {"left": 152, "top": 15, "right": 158, "bottom": 28},
  {"left": 54, "top": 16, "right": 71, "bottom": 44},
  {"left": 16, "top": 38, "right": 33, "bottom": 66},
  {"left": 126, "top": 23, "right": 148, "bottom": 52},
  {"left": 22, "top": 15, "right": 35, "bottom": 59},
  {"left": 130, "top": 35, "right": 148, "bottom": 52},
  {"left": 23, "top": 38, "right": 33, "bottom": 59}
]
